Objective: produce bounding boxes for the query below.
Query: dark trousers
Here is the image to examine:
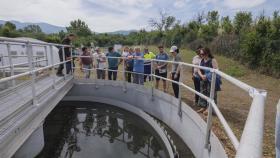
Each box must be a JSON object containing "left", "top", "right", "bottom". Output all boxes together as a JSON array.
[
  {"left": 108, "top": 67, "right": 118, "bottom": 80},
  {"left": 144, "top": 65, "right": 151, "bottom": 82},
  {"left": 126, "top": 66, "right": 133, "bottom": 83},
  {"left": 57, "top": 51, "right": 71, "bottom": 74},
  {"left": 171, "top": 73, "right": 180, "bottom": 98},
  {"left": 193, "top": 76, "right": 201, "bottom": 103},
  {"left": 97, "top": 69, "right": 105, "bottom": 79},
  {"left": 57, "top": 61, "right": 71, "bottom": 74}
]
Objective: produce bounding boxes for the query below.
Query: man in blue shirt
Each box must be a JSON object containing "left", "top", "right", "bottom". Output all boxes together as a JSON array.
[
  {"left": 155, "top": 45, "right": 169, "bottom": 92},
  {"left": 106, "top": 47, "right": 121, "bottom": 80},
  {"left": 133, "top": 47, "right": 144, "bottom": 85}
]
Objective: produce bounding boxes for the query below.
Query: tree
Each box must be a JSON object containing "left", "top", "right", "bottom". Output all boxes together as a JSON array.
[
  {"left": 149, "top": 11, "right": 176, "bottom": 32},
  {"left": 66, "top": 19, "right": 92, "bottom": 37},
  {"left": 4, "top": 21, "right": 16, "bottom": 31},
  {"left": 234, "top": 12, "right": 252, "bottom": 34},
  {"left": 221, "top": 16, "right": 233, "bottom": 34},
  {"left": 23, "top": 25, "right": 42, "bottom": 33}
]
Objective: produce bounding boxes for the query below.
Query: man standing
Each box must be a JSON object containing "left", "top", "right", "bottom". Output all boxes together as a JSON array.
[
  {"left": 79, "top": 47, "right": 93, "bottom": 79},
  {"left": 133, "top": 47, "right": 144, "bottom": 85},
  {"left": 143, "top": 48, "right": 156, "bottom": 82},
  {"left": 123, "top": 47, "right": 134, "bottom": 83},
  {"left": 56, "top": 33, "right": 76, "bottom": 76},
  {"left": 106, "top": 47, "right": 121, "bottom": 80},
  {"left": 155, "top": 45, "right": 169, "bottom": 92},
  {"left": 93, "top": 47, "right": 107, "bottom": 79}
]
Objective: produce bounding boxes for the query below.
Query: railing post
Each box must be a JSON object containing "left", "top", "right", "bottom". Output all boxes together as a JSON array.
[
  {"left": 62, "top": 46, "right": 66, "bottom": 79},
  {"left": 151, "top": 60, "right": 154, "bottom": 100},
  {"left": 27, "top": 41, "right": 38, "bottom": 106},
  {"left": 178, "top": 63, "right": 183, "bottom": 117},
  {"left": 49, "top": 45, "right": 56, "bottom": 89},
  {"left": 122, "top": 57, "right": 127, "bottom": 92},
  {"left": 7, "top": 43, "right": 15, "bottom": 86},
  {"left": 205, "top": 70, "right": 216, "bottom": 149},
  {"left": 70, "top": 46, "right": 74, "bottom": 76},
  {"left": 44, "top": 46, "right": 49, "bottom": 66},
  {"left": 0, "top": 54, "right": 5, "bottom": 78}
]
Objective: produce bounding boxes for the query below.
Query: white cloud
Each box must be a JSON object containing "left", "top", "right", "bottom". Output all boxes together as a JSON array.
[
  {"left": 0, "top": 0, "right": 273, "bottom": 32},
  {"left": 223, "top": 0, "right": 266, "bottom": 9},
  {"left": 0, "top": 0, "right": 155, "bottom": 32}
]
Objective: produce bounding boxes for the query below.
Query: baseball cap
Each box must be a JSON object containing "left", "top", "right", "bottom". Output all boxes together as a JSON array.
[{"left": 169, "top": 45, "right": 178, "bottom": 53}]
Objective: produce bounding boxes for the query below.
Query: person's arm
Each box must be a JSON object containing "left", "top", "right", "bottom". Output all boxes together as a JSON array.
[
  {"left": 198, "top": 61, "right": 206, "bottom": 80},
  {"left": 79, "top": 57, "right": 83, "bottom": 70},
  {"left": 212, "top": 59, "right": 218, "bottom": 69}
]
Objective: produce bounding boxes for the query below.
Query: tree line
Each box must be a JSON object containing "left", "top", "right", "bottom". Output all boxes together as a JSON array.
[{"left": 0, "top": 11, "right": 279, "bottom": 77}]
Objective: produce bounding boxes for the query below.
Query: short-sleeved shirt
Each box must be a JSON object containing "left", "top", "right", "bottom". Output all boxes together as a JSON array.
[
  {"left": 106, "top": 52, "right": 121, "bottom": 68},
  {"left": 144, "top": 52, "right": 156, "bottom": 65},
  {"left": 93, "top": 52, "right": 107, "bottom": 69},
  {"left": 156, "top": 52, "right": 169, "bottom": 73},
  {"left": 171, "top": 54, "right": 182, "bottom": 73},
  {"left": 192, "top": 55, "right": 202, "bottom": 76},
  {"left": 133, "top": 52, "right": 144, "bottom": 73},
  {"left": 81, "top": 52, "right": 93, "bottom": 65}
]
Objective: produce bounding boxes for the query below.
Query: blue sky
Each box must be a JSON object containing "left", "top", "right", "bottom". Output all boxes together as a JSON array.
[{"left": 0, "top": 0, "right": 279, "bottom": 32}]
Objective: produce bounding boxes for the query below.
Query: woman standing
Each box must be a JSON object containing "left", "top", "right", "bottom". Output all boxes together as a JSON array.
[
  {"left": 169, "top": 46, "right": 181, "bottom": 98},
  {"left": 192, "top": 46, "right": 203, "bottom": 105},
  {"left": 197, "top": 47, "right": 219, "bottom": 114}
]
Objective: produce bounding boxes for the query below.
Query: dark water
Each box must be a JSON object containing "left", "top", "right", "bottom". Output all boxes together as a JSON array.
[{"left": 37, "top": 101, "right": 194, "bottom": 158}]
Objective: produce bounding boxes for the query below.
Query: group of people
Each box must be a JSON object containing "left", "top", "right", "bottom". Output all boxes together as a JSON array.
[{"left": 57, "top": 34, "right": 221, "bottom": 116}]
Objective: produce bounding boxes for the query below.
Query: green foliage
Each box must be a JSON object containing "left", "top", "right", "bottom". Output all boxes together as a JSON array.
[
  {"left": 233, "top": 12, "right": 252, "bottom": 34},
  {"left": 66, "top": 19, "right": 92, "bottom": 37},
  {"left": 23, "top": 25, "right": 42, "bottom": 33}
]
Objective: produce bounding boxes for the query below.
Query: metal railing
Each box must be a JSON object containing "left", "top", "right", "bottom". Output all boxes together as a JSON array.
[{"left": 0, "top": 37, "right": 267, "bottom": 158}]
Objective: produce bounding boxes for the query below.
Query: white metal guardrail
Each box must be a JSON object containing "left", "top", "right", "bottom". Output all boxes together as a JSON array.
[{"left": 0, "top": 37, "right": 267, "bottom": 158}]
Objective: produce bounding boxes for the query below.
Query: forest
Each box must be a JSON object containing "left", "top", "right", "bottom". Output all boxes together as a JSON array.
[{"left": 0, "top": 10, "right": 279, "bottom": 77}]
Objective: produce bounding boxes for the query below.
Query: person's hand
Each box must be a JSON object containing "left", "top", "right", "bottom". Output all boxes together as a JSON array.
[
  {"left": 192, "top": 76, "right": 194, "bottom": 81},
  {"left": 157, "top": 65, "right": 161, "bottom": 69},
  {"left": 202, "top": 75, "right": 207, "bottom": 80},
  {"left": 174, "top": 73, "right": 178, "bottom": 79}
]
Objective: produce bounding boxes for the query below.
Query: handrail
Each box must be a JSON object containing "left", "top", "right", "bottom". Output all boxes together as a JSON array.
[
  {"left": 0, "top": 59, "right": 47, "bottom": 69},
  {"left": 0, "top": 37, "right": 267, "bottom": 158}
]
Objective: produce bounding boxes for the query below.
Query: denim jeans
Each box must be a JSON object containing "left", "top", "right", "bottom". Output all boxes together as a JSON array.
[{"left": 83, "top": 65, "right": 92, "bottom": 79}]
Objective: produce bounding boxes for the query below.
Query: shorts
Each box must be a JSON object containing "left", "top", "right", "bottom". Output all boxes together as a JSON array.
[{"left": 155, "top": 69, "right": 167, "bottom": 81}]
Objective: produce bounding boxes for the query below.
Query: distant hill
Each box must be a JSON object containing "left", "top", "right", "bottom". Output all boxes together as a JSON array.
[
  {"left": 107, "top": 30, "right": 137, "bottom": 35},
  {"left": 0, "top": 20, "right": 66, "bottom": 34}
]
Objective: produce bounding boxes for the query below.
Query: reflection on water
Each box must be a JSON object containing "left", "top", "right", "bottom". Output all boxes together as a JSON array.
[{"left": 37, "top": 102, "right": 170, "bottom": 158}]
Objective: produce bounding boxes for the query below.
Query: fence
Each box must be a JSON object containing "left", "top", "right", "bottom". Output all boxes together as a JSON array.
[{"left": 0, "top": 37, "right": 267, "bottom": 158}]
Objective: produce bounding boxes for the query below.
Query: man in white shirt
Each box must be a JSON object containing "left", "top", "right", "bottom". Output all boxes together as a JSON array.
[
  {"left": 93, "top": 47, "right": 107, "bottom": 79},
  {"left": 192, "top": 47, "right": 202, "bottom": 105}
]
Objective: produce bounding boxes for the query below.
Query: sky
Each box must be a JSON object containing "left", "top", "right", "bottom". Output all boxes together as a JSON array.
[{"left": 0, "top": 0, "right": 279, "bottom": 32}]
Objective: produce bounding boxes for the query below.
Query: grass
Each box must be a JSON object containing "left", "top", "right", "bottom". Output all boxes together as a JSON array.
[{"left": 74, "top": 46, "right": 279, "bottom": 157}]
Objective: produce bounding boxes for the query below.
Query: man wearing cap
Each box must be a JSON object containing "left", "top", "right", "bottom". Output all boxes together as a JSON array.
[
  {"left": 155, "top": 45, "right": 169, "bottom": 92},
  {"left": 143, "top": 48, "right": 156, "bottom": 82},
  {"left": 169, "top": 46, "right": 181, "bottom": 98}
]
